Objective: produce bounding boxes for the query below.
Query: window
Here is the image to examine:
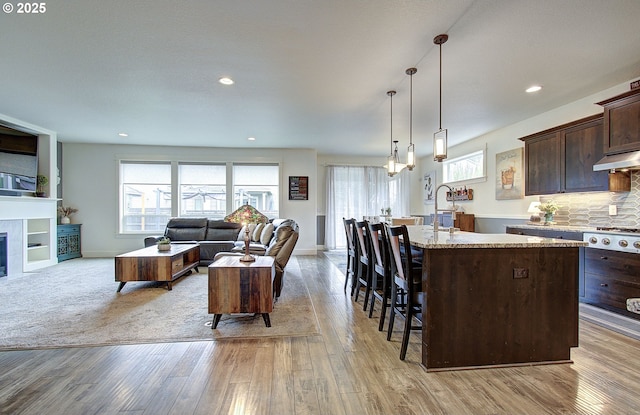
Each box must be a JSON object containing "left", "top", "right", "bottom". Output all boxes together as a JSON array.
[
  {"left": 442, "top": 149, "right": 485, "bottom": 184},
  {"left": 233, "top": 164, "right": 279, "bottom": 218},
  {"left": 179, "top": 163, "right": 226, "bottom": 219},
  {"left": 119, "top": 161, "right": 280, "bottom": 233},
  {"left": 120, "top": 162, "right": 171, "bottom": 233}
]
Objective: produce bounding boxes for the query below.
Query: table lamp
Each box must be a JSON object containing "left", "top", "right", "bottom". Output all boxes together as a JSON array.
[
  {"left": 224, "top": 204, "right": 268, "bottom": 262},
  {"left": 527, "top": 202, "right": 542, "bottom": 223}
]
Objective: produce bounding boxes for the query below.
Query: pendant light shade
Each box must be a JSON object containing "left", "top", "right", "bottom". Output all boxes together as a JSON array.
[
  {"left": 433, "top": 33, "right": 449, "bottom": 162},
  {"left": 406, "top": 67, "right": 417, "bottom": 170}
]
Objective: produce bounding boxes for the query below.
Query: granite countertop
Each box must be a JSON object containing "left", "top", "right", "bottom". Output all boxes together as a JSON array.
[
  {"left": 507, "top": 223, "right": 639, "bottom": 237},
  {"left": 407, "top": 226, "right": 587, "bottom": 249},
  {"left": 507, "top": 224, "right": 596, "bottom": 232}
]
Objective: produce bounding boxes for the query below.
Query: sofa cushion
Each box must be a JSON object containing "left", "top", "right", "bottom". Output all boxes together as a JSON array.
[
  {"left": 164, "top": 217, "right": 207, "bottom": 241},
  {"left": 237, "top": 223, "right": 257, "bottom": 241},
  {"left": 260, "top": 223, "right": 275, "bottom": 245},
  {"left": 252, "top": 223, "right": 265, "bottom": 242},
  {"left": 204, "top": 220, "right": 242, "bottom": 241}
]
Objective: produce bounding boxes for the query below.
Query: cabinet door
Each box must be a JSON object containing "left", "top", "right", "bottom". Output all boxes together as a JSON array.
[
  {"left": 601, "top": 91, "right": 640, "bottom": 154},
  {"left": 524, "top": 132, "right": 561, "bottom": 195},
  {"left": 562, "top": 118, "right": 608, "bottom": 192}
]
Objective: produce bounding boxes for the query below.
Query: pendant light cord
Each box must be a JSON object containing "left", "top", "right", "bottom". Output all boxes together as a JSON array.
[{"left": 439, "top": 42, "right": 442, "bottom": 130}]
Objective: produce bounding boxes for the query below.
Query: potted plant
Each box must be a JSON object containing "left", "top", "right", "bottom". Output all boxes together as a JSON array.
[
  {"left": 57, "top": 205, "right": 79, "bottom": 224},
  {"left": 538, "top": 200, "right": 560, "bottom": 224},
  {"left": 157, "top": 237, "right": 171, "bottom": 251},
  {"left": 35, "top": 175, "right": 48, "bottom": 197}
]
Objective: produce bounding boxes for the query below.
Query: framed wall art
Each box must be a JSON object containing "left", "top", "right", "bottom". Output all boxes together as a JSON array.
[
  {"left": 423, "top": 170, "right": 436, "bottom": 205},
  {"left": 288, "top": 176, "right": 308, "bottom": 200},
  {"left": 495, "top": 147, "right": 523, "bottom": 200}
]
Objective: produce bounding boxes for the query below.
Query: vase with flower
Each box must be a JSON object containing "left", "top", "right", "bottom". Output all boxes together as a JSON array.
[
  {"left": 57, "top": 205, "right": 79, "bottom": 224},
  {"left": 538, "top": 200, "right": 560, "bottom": 224}
]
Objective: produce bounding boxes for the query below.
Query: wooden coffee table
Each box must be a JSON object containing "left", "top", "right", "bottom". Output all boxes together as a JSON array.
[
  {"left": 208, "top": 255, "right": 275, "bottom": 328},
  {"left": 115, "top": 243, "right": 200, "bottom": 292}
]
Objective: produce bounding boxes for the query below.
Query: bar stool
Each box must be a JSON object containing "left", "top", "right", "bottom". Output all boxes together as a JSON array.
[
  {"left": 342, "top": 218, "right": 358, "bottom": 294},
  {"left": 385, "top": 224, "right": 423, "bottom": 360},
  {"left": 353, "top": 220, "right": 373, "bottom": 309},
  {"left": 367, "top": 221, "right": 392, "bottom": 331}
]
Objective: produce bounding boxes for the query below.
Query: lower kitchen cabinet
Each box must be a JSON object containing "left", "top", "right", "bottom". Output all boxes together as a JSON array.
[
  {"left": 57, "top": 224, "right": 82, "bottom": 262},
  {"left": 583, "top": 248, "right": 640, "bottom": 319}
]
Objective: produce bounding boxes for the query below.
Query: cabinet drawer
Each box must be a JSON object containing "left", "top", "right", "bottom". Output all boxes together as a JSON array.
[
  {"left": 172, "top": 258, "right": 184, "bottom": 274},
  {"left": 585, "top": 248, "right": 640, "bottom": 282},
  {"left": 585, "top": 272, "right": 640, "bottom": 310}
]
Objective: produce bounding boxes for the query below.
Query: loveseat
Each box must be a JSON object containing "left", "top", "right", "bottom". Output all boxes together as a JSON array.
[{"left": 144, "top": 217, "right": 299, "bottom": 297}]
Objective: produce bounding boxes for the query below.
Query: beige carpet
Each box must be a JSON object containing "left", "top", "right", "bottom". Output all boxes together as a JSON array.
[{"left": 0, "top": 256, "right": 319, "bottom": 350}]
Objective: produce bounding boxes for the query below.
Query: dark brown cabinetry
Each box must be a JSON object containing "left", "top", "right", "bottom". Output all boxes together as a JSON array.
[
  {"left": 583, "top": 248, "right": 640, "bottom": 319},
  {"left": 597, "top": 89, "right": 640, "bottom": 154},
  {"left": 454, "top": 213, "right": 475, "bottom": 232},
  {"left": 506, "top": 226, "right": 585, "bottom": 298},
  {"left": 520, "top": 114, "right": 610, "bottom": 195}
]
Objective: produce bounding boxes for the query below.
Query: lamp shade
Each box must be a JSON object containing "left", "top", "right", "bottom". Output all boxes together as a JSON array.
[
  {"left": 527, "top": 202, "right": 541, "bottom": 213},
  {"left": 224, "top": 204, "right": 268, "bottom": 224}
]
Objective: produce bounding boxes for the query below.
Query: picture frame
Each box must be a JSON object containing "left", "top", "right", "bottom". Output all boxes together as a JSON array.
[
  {"left": 423, "top": 170, "right": 436, "bottom": 205},
  {"left": 495, "top": 147, "right": 523, "bottom": 200},
  {"left": 288, "top": 176, "right": 308, "bottom": 200}
]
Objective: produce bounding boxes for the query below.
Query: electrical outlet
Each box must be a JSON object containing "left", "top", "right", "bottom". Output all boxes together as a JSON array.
[
  {"left": 513, "top": 268, "right": 529, "bottom": 279},
  {"left": 609, "top": 205, "right": 617, "bottom": 216}
]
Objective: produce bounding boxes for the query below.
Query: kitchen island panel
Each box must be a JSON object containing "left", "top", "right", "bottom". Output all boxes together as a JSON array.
[{"left": 420, "top": 246, "right": 579, "bottom": 371}]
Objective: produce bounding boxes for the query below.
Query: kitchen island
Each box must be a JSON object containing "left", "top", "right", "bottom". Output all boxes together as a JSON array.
[{"left": 407, "top": 227, "right": 587, "bottom": 371}]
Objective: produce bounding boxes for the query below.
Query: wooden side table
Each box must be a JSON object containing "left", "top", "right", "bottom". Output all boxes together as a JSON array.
[{"left": 208, "top": 255, "right": 276, "bottom": 328}]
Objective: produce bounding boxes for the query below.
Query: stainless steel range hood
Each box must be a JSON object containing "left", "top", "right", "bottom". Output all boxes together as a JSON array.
[{"left": 593, "top": 150, "right": 640, "bottom": 171}]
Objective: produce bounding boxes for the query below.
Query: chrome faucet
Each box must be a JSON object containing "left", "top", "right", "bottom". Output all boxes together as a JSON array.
[{"left": 433, "top": 184, "right": 456, "bottom": 233}]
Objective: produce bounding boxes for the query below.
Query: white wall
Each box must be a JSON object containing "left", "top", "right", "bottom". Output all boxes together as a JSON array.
[
  {"left": 61, "top": 143, "right": 317, "bottom": 257},
  {"left": 413, "top": 79, "right": 640, "bottom": 219}
]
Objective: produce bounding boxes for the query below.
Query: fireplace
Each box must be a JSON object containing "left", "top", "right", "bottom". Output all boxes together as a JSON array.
[{"left": 0, "top": 232, "right": 7, "bottom": 277}]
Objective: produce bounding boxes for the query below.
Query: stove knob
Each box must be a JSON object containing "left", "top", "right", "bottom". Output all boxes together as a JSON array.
[
  {"left": 589, "top": 237, "right": 598, "bottom": 244},
  {"left": 602, "top": 238, "right": 611, "bottom": 245},
  {"left": 634, "top": 241, "right": 640, "bottom": 249},
  {"left": 619, "top": 240, "right": 628, "bottom": 248}
]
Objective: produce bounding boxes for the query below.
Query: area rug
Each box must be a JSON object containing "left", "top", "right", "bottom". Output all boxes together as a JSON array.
[{"left": 0, "top": 256, "right": 319, "bottom": 350}]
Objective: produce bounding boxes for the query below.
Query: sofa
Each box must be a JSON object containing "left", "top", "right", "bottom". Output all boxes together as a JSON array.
[
  {"left": 144, "top": 218, "right": 243, "bottom": 265},
  {"left": 144, "top": 217, "right": 299, "bottom": 297}
]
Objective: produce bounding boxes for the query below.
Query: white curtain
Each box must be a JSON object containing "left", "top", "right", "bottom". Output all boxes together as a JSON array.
[
  {"left": 325, "top": 165, "right": 392, "bottom": 249},
  {"left": 388, "top": 168, "right": 410, "bottom": 218}
]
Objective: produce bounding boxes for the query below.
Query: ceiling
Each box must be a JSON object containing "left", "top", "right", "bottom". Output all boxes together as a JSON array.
[{"left": 1, "top": 0, "right": 640, "bottom": 158}]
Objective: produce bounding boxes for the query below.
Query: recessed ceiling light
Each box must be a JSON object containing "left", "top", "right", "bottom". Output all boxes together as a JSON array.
[
  {"left": 118, "top": 132, "right": 129, "bottom": 137},
  {"left": 526, "top": 85, "right": 542, "bottom": 93},
  {"left": 219, "top": 77, "right": 234, "bottom": 85},
  {"left": 247, "top": 137, "right": 256, "bottom": 141}
]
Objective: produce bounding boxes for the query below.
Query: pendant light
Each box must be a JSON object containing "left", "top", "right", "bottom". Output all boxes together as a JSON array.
[
  {"left": 433, "top": 33, "right": 449, "bottom": 162},
  {"left": 406, "top": 67, "right": 417, "bottom": 170},
  {"left": 386, "top": 90, "right": 405, "bottom": 177},
  {"left": 387, "top": 90, "right": 398, "bottom": 177}
]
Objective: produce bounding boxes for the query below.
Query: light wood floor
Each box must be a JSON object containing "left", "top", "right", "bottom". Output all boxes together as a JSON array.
[{"left": 2, "top": 254, "right": 640, "bottom": 415}]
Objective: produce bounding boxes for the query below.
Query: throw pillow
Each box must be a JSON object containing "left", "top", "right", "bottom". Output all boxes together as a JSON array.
[
  {"left": 260, "top": 223, "right": 275, "bottom": 245},
  {"left": 237, "top": 223, "right": 257, "bottom": 241},
  {"left": 252, "top": 223, "right": 265, "bottom": 242}
]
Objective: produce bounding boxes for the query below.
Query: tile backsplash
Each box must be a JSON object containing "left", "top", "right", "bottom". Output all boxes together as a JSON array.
[{"left": 540, "top": 172, "right": 639, "bottom": 228}]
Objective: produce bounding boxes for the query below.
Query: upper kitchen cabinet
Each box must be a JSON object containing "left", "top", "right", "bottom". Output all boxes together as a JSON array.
[
  {"left": 520, "top": 114, "right": 611, "bottom": 195},
  {"left": 597, "top": 88, "right": 640, "bottom": 154}
]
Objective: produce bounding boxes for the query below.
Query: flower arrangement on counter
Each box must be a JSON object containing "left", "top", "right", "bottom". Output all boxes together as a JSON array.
[{"left": 538, "top": 200, "right": 560, "bottom": 214}]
